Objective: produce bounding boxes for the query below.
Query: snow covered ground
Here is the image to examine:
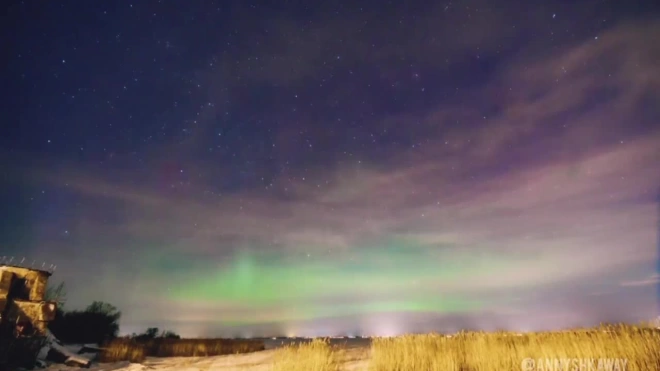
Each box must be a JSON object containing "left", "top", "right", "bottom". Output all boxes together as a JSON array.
[{"left": 43, "top": 346, "right": 371, "bottom": 371}]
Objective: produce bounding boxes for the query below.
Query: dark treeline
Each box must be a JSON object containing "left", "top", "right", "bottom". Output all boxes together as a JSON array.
[
  {"left": 46, "top": 283, "right": 179, "bottom": 345},
  {"left": 49, "top": 301, "right": 121, "bottom": 344}
]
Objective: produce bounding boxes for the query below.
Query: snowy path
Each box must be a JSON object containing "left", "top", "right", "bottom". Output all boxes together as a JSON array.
[{"left": 44, "top": 347, "right": 371, "bottom": 371}]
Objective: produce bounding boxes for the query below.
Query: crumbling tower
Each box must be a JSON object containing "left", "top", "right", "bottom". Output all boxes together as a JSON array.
[
  {"left": 0, "top": 264, "right": 57, "bottom": 333},
  {"left": 0, "top": 264, "right": 58, "bottom": 369}
]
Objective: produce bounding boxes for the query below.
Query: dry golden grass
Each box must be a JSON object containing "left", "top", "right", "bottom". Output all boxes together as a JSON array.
[
  {"left": 99, "top": 324, "right": 660, "bottom": 370},
  {"left": 272, "top": 338, "right": 341, "bottom": 371},
  {"left": 368, "top": 325, "right": 660, "bottom": 371},
  {"left": 98, "top": 339, "right": 146, "bottom": 363},
  {"left": 99, "top": 337, "right": 265, "bottom": 363}
]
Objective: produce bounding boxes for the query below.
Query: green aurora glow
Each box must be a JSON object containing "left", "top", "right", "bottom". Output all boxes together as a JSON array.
[{"left": 146, "top": 239, "right": 514, "bottom": 325}]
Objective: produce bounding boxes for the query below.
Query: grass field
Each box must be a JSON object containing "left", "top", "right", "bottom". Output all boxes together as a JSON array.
[
  {"left": 99, "top": 337, "right": 265, "bottom": 363},
  {"left": 272, "top": 339, "right": 341, "bottom": 371},
  {"left": 272, "top": 324, "right": 660, "bottom": 371},
  {"left": 97, "top": 324, "right": 660, "bottom": 370}
]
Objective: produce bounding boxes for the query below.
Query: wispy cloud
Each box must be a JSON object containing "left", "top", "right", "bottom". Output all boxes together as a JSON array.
[
  {"left": 620, "top": 274, "right": 660, "bottom": 287},
  {"left": 25, "top": 19, "right": 660, "bottom": 336}
]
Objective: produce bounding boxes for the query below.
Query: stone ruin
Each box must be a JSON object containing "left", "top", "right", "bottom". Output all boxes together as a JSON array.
[{"left": 0, "top": 264, "right": 58, "bottom": 369}]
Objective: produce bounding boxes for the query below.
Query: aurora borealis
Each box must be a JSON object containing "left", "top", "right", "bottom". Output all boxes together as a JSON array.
[{"left": 3, "top": 1, "right": 660, "bottom": 337}]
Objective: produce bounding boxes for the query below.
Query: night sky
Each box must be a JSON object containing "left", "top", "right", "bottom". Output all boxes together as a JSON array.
[{"left": 2, "top": 0, "right": 660, "bottom": 338}]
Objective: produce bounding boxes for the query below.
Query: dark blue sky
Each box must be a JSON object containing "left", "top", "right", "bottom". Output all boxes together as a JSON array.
[{"left": 2, "top": 0, "right": 659, "bottom": 336}]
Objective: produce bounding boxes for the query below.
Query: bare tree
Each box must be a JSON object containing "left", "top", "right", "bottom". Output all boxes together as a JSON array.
[{"left": 44, "top": 281, "right": 67, "bottom": 308}]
